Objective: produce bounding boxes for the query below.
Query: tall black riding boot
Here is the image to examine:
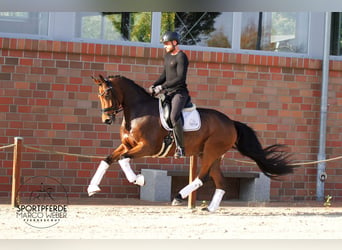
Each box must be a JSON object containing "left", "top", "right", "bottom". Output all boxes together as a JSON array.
[{"left": 172, "top": 119, "right": 185, "bottom": 159}]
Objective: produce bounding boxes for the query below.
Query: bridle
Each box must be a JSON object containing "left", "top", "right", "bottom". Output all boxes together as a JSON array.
[{"left": 97, "top": 79, "right": 123, "bottom": 121}]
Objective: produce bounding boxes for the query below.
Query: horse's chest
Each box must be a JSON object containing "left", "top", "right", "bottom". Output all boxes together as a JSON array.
[
  {"left": 121, "top": 131, "right": 142, "bottom": 147},
  {"left": 121, "top": 116, "right": 152, "bottom": 144},
  {"left": 122, "top": 122, "right": 141, "bottom": 140}
]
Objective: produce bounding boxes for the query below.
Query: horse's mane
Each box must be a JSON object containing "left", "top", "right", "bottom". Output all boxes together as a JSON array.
[{"left": 108, "top": 75, "right": 152, "bottom": 97}]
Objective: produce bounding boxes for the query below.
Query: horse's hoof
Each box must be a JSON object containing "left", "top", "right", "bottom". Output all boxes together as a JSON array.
[
  {"left": 87, "top": 185, "right": 101, "bottom": 196},
  {"left": 134, "top": 174, "right": 145, "bottom": 186},
  {"left": 201, "top": 207, "right": 217, "bottom": 213},
  {"left": 201, "top": 207, "right": 210, "bottom": 212},
  {"left": 171, "top": 198, "right": 183, "bottom": 206},
  {"left": 171, "top": 194, "right": 183, "bottom": 206}
]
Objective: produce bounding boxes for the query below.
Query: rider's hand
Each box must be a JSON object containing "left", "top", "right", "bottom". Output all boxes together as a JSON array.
[{"left": 154, "top": 85, "right": 163, "bottom": 95}]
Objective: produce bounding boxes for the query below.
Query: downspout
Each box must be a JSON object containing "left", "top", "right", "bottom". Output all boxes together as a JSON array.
[{"left": 316, "top": 12, "right": 331, "bottom": 201}]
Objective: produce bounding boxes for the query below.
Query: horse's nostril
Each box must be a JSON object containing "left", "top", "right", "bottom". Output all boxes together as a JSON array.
[{"left": 104, "top": 119, "right": 112, "bottom": 125}]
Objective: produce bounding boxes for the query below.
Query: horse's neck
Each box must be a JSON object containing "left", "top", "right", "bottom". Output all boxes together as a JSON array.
[
  {"left": 121, "top": 85, "right": 158, "bottom": 123},
  {"left": 122, "top": 86, "right": 153, "bottom": 107}
]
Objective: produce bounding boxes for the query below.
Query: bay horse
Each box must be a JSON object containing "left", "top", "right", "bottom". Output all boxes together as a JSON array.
[{"left": 88, "top": 74, "right": 296, "bottom": 212}]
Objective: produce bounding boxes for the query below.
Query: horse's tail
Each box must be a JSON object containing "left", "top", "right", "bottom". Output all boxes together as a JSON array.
[{"left": 233, "top": 121, "right": 296, "bottom": 178}]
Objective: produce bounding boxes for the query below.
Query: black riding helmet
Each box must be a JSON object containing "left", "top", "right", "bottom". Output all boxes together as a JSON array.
[{"left": 161, "top": 31, "right": 180, "bottom": 44}]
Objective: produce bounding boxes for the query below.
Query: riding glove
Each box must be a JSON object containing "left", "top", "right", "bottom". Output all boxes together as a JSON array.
[
  {"left": 149, "top": 85, "right": 163, "bottom": 95},
  {"left": 154, "top": 85, "right": 163, "bottom": 94}
]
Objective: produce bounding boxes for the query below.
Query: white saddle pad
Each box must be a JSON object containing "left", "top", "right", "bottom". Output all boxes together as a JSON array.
[{"left": 159, "top": 100, "right": 201, "bottom": 132}]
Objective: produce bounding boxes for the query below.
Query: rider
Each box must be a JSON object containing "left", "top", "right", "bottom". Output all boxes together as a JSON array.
[{"left": 149, "top": 31, "right": 190, "bottom": 159}]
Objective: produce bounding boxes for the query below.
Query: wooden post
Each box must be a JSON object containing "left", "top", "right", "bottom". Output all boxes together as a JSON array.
[
  {"left": 188, "top": 155, "right": 197, "bottom": 209},
  {"left": 11, "top": 137, "right": 23, "bottom": 207}
]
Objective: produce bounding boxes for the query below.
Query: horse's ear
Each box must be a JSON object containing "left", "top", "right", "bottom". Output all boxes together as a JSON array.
[
  {"left": 99, "top": 74, "right": 105, "bottom": 82},
  {"left": 91, "top": 75, "right": 99, "bottom": 85}
]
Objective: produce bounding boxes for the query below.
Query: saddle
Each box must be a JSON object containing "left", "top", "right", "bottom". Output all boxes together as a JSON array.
[
  {"left": 152, "top": 94, "right": 201, "bottom": 158},
  {"left": 159, "top": 94, "right": 201, "bottom": 132}
]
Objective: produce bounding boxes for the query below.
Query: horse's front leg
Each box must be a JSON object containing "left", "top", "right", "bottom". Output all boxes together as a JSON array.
[
  {"left": 116, "top": 140, "right": 157, "bottom": 187},
  {"left": 117, "top": 157, "right": 145, "bottom": 186},
  {"left": 87, "top": 141, "right": 148, "bottom": 196},
  {"left": 87, "top": 144, "right": 128, "bottom": 196}
]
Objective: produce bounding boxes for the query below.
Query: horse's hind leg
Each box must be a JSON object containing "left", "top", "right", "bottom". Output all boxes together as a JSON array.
[
  {"left": 171, "top": 156, "right": 226, "bottom": 212},
  {"left": 203, "top": 158, "right": 226, "bottom": 212},
  {"left": 171, "top": 176, "right": 204, "bottom": 206},
  {"left": 171, "top": 154, "right": 220, "bottom": 207}
]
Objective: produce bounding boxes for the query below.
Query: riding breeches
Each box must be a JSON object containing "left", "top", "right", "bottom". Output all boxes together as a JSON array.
[{"left": 169, "top": 89, "right": 189, "bottom": 127}]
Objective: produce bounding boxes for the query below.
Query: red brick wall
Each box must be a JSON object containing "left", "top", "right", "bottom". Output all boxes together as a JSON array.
[{"left": 1, "top": 37, "right": 341, "bottom": 202}]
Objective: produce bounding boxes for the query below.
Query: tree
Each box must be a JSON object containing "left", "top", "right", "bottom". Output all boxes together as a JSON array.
[
  {"left": 161, "top": 12, "right": 221, "bottom": 45},
  {"left": 102, "top": 12, "right": 152, "bottom": 42},
  {"left": 207, "top": 29, "right": 231, "bottom": 48}
]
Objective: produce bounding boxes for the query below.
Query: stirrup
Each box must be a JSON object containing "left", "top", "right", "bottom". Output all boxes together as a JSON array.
[{"left": 174, "top": 147, "right": 185, "bottom": 159}]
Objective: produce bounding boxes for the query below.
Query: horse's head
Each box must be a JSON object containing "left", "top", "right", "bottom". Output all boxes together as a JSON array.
[{"left": 92, "top": 75, "right": 123, "bottom": 125}]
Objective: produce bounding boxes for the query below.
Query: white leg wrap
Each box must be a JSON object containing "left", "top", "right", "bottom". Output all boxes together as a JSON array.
[
  {"left": 118, "top": 158, "right": 144, "bottom": 186},
  {"left": 88, "top": 160, "right": 109, "bottom": 196},
  {"left": 207, "top": 189, "right": 225, "bottom": 212},
  {"left": 118, "top": 158, "right": 136, "bottom": 182},
  {"left": 179, "top": 177, "right": 203, "bottom": 199}
]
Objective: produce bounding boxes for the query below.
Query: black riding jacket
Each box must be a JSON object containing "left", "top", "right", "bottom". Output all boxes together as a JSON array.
[{"left": 153, "top": 51, "right": 189, "bottom": 94}]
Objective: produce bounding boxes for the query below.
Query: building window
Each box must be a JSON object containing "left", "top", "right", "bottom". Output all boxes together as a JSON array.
[
  {"left": 240, "top": 12, "right": 309, "bottom": 53},
  {"left": 331, "top": 12, "right": 342, "bottom": 56},
  {"left": 161, "top": 12, "right": 233, "bottom": 48},
  {"left": 0, "top": 12, "right": 49, "bottom": 36},
  {"left": 0, "top": 12, "right": 325, "bottom": 57},
  {"left": 75, "top": 12, "right": 152, "bottom": 42}
]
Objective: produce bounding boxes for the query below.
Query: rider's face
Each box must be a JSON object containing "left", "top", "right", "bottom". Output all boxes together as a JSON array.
[{"left": 163, "top": 41, "right": 177, "bottom": 53}]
